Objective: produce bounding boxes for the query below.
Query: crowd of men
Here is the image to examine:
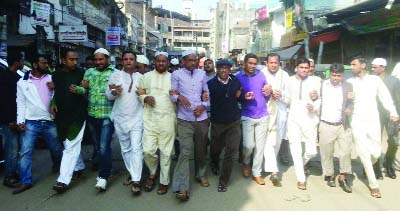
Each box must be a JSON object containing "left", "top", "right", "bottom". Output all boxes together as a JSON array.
[{"left": 0, "top": 47, "right": 399, "bottom": 201}]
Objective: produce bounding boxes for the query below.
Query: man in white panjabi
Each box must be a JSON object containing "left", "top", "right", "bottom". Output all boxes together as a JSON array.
[
  {"left": 347, "top": 57, "right": 399, "bottom": 198},
  {"left": 138, "top": 51, "right": 176, "bottom": 195},
  {"left": 106, "top": 51, "right": 143, "bottom": 195},
  {"left": 283, "top": 58, "right": 321, "bottom": 190},
  {"left": 261, "top": 53, "right": 289, "bottom": 187}
]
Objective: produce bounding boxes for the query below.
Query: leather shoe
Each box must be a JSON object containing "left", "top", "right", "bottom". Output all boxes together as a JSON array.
[
  {"left": 338, "top": 178, "right": 352, "bottom": 193},
  {"left": 270, "top": 173, "right": 282, "bottom": 187},
  {"left": 384, "top": 164, "right": 397, "bottom": 179},
  {"left": 325, "top": 176, "right": 336, "bottom": 187},
  {"left": 53, "top": 182, "right": 68, "bottom": 193},
  {"left": 242, "top": 164, "right": 251, "bottom": 178},
  {"left": 253, "top": 176, "right": 265, "bottom": 185},
  {"left": 12, "top": 184, "right": 32, "bottom": 194},
  {"left": 3, "top": 177, "right": 20, "bottom": 188}
]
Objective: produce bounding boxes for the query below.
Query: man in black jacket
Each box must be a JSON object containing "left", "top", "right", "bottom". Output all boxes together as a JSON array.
[
  {"left": 0, "top": 53, "right": 23, "bottom": 188},
  {"left": 372, "top": 58, "right": 400, "bottom": 179},
  {"left": 208, "top": 59, "right": 242, "bottom": 192}
]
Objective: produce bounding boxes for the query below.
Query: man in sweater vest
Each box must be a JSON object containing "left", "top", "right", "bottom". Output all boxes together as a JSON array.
[{"left": 208, "top": 59, "right": 242, "bottom": 192}]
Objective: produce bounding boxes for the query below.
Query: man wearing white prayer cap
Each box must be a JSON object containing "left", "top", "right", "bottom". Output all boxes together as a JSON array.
[
  {"left": 136, "top": 55, "right": 150, "bottom": 74},
  {"left": 371, "top": 57, "right": 400, "bottom": 181},
  {"left": 72, "top": 47, "right": 116, "bottom": 191},
  {"left": 138, "top": 51, "right": 177, "bottom": 194}
]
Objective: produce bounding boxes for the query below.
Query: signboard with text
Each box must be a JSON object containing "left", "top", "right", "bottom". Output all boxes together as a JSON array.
[
  {"left": 59, "top": 25, "right": 88, "bottom": 42},
  {"left": 106, "top": 27, "right": 121, "bottom": 46},
  {"left": 30, "top": 1, "right": 51, "bottom": 26}
]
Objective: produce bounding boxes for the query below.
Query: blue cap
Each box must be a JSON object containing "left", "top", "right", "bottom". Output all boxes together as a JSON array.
[{"left": 216, "top": 59, "right": 232, "bottom": 68}]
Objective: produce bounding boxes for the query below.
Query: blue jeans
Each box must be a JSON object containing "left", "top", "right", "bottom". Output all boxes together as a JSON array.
[
  {"left": 87, "top": 117, "right": 114, "bottom": 179},
  {"left": 0, "top": 124, "right": 19, "bottom": 178},
  {"left": 19, "top": 120, "right": 62, "bottom": 185}
]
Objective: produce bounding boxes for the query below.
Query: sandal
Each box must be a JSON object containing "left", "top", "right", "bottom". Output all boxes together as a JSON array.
[
  {"left": 123, "top": 176, "right": 133, "bottom": 186},
  {"left": 196, "top": 177, "right": 209, "bottom": 187},
  {"left": 297, "top": 182, "right": 306, "bottom": 190},
  {"left": 157, "top": 184, "right": 168, "bottom": 195},
  {"left": 370, "top": 188, "right": 382, "bottom": 198},
  {"left": 131, "top": 182, "right": 141, "bottom": 195},
  {"left": 217, "top": 183, "right": 227, "bottom": 192},
  {"left": 144, "top": 176, "right": 155, "bottom": 192},
  {"left": 176, "top": 190, "right": 189, "bottom": 201}
]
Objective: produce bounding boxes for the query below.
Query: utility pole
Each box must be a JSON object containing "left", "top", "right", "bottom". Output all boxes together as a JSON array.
[
  {"left": 170, "top": 10, "right": 174, "bottom": 50},
  {"left": 142, "top": 0, "right": 146, "bottom": 57},
  {"left": 0, "top": 15, "right": 7, "bottom": 60}
]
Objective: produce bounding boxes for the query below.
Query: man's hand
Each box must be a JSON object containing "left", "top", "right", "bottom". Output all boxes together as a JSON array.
[
  {"left": 244, "top": 91, "right": 254, "bottom": 100},
  {"left": 51, "top": 105, "right": 58, "bottom": 116},
  {"left": 144, "top": 96, "right": 156, "bottom": 107},
  {"left": 193, "top": 105, "right": 206, "bottom": 117},
  {"left": 17, "top": 123, "right": 26, "bottom": 132},
  {"left": 235, "top": 87, "right": 242, "bottom": 98},
  {"left": 390, "top": 116, "right": 399, "bottom": 123},
  {"left": 47, "top": 82, "right": 55, "bottom": 90},
  {"left": 309, "top": 90, "right": 318, "bottom": 101},
  {"left": 272, "top": 89, "right": 281, "bottom": 101},
  {"left": 136, "top": 88, "right": 146, "bottom": 96},
  {"left": 262, "top": 85, "right": 272, "bottom": 96},
  {"left": 169, "top": 89, "right": 180, "bottom": 96},
  {"left": 81, "top": 80, "right": 89, "bottom": 89},
  {"left": 202, "top": 91, "right": 209, "bottom": 101},
  {"left": 8, "top": 122, "right": 18, "bottom": 131},
  {"left": 69, "top": 84, "right": 78, "bottom": 93},
  {"left": 306, "top": 103, "right": 314, "bottom": 112},
  {"left": 178, "top": 95, "right": 191, "bottom": 108},
  {"left": 110, "top": 84, "right": 122, "bottom": 96}
]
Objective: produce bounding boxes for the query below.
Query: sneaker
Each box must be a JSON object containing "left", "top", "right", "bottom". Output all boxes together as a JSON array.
[{"left": 95, "top": 177, "right": 107, "bottom": 190}]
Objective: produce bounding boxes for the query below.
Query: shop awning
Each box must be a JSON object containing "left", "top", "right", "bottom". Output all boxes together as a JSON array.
[
  {"left": 309, "top": 29, "right": 341, "bottom": 49},
  {"left": 7, "top": 35, "right": 35, "bottom": 47},
  {"left": 270, "top": 44, "right": 303, "bottom": 60}
]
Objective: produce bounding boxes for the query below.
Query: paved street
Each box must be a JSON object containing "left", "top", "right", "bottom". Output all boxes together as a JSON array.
[{"left": 1, "top": 140, "right": 399, "bottom": 211}]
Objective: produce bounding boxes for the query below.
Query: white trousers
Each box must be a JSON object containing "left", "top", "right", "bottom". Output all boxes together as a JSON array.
[
  {"left": 264, "top": 119, "right": 281, "bottom": 173},
  {"left": 242, "top": 115, "right": 268, "bottom": 177},
  {"left": 352, "top": 118, "right": 381, "bottom": 189},
  {"left": 57, "top": 122, "right": 86, "bottom": 185},
  {"left": 115, "top": 125, "right": 143, "bottom": 182},
  {"left": 287, "top": 121, "right": 317, "bottom": 183}
]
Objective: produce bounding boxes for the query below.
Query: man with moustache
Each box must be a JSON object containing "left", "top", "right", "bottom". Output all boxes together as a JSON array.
[
  {"left": 347, "top": 57, "right": 398, "bottom": 198},
  {"left": 203, "top": 59, "right": 216, "bottom": 81},
  {"left": 283, "top": 58, "right": 321, "bottom": 190},
  {"left": 138, "top": 51, "right": 176, "bottom": 195},
  {"left": 235, "top": 53, "right": 271, "bottom": 185},
  {"left": 73, "top": 48, "right": 115, "bottom": 191},
  {"left": 371, "top": 58, "right": 400, "bottom": 180},
  {"left": 106, "top": 51, "right": 143, "bottom": 195},
  {"left": 13, "top": 55, "right": 63, "bottom": 194},
  {"left": 52, "top": 50, "right": 88, "bottom": 193},
  {"left": 319, "top": 63, "right": 353, "bottom": 193},
  {"left": 171, "top": 49, "right": 210, "bottom": 201},
  {"left": 261, "top": 53, "right": 289, "bottom": 187},
  {"left": 208, "top": 59, "right": 242, "bottom": 192}
]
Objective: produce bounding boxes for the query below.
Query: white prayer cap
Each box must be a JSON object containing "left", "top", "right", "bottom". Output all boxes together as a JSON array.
[
  {"left": 170, "top": 58, "right": 179, "bottom": 66},
  {"left": 372, "top": 58, "right": 387, "bottom": 67},
  {"left": 308, "top": 58, "right": 315, "bottom": 63},
  {"left": 155, "top": 51, "right": 168, "bottom": 58},
  {"left": 136, "top": 55, "right": 149, "bottom": 65},
  {"left": 182, "top": 49, "right": 197, "bottom": 58},
  {"left": 238, "top": 55, "right": 245, "bottom": 62},
  {"left": 94, "top": 48, "right": 110, "bottom": 56}
]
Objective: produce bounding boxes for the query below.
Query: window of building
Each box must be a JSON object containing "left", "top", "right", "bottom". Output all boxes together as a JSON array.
[
  {"left": 168, "top": 26, "right": 171, "bottom": 32},
  {"left": 174, "top": 31, "right": 182, "bottom": 36},
  {"left": 158, "top": 24, "right": 161, "bottom": 30}
]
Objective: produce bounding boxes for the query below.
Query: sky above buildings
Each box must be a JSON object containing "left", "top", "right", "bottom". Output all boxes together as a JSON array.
[{"left": 152, "top": 0, "right": 217, "bottom": 20}]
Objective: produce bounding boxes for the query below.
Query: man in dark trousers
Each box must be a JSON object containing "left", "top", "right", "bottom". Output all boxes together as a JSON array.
[
  {"left": 208, "top": 59, "right": 242, "bottom": 192},
  {"left": 0, "top": 53, "right": 23, "bottom": 188},
  {"left": 371, "top": 58, "right": 400, "bottom": 180}
]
